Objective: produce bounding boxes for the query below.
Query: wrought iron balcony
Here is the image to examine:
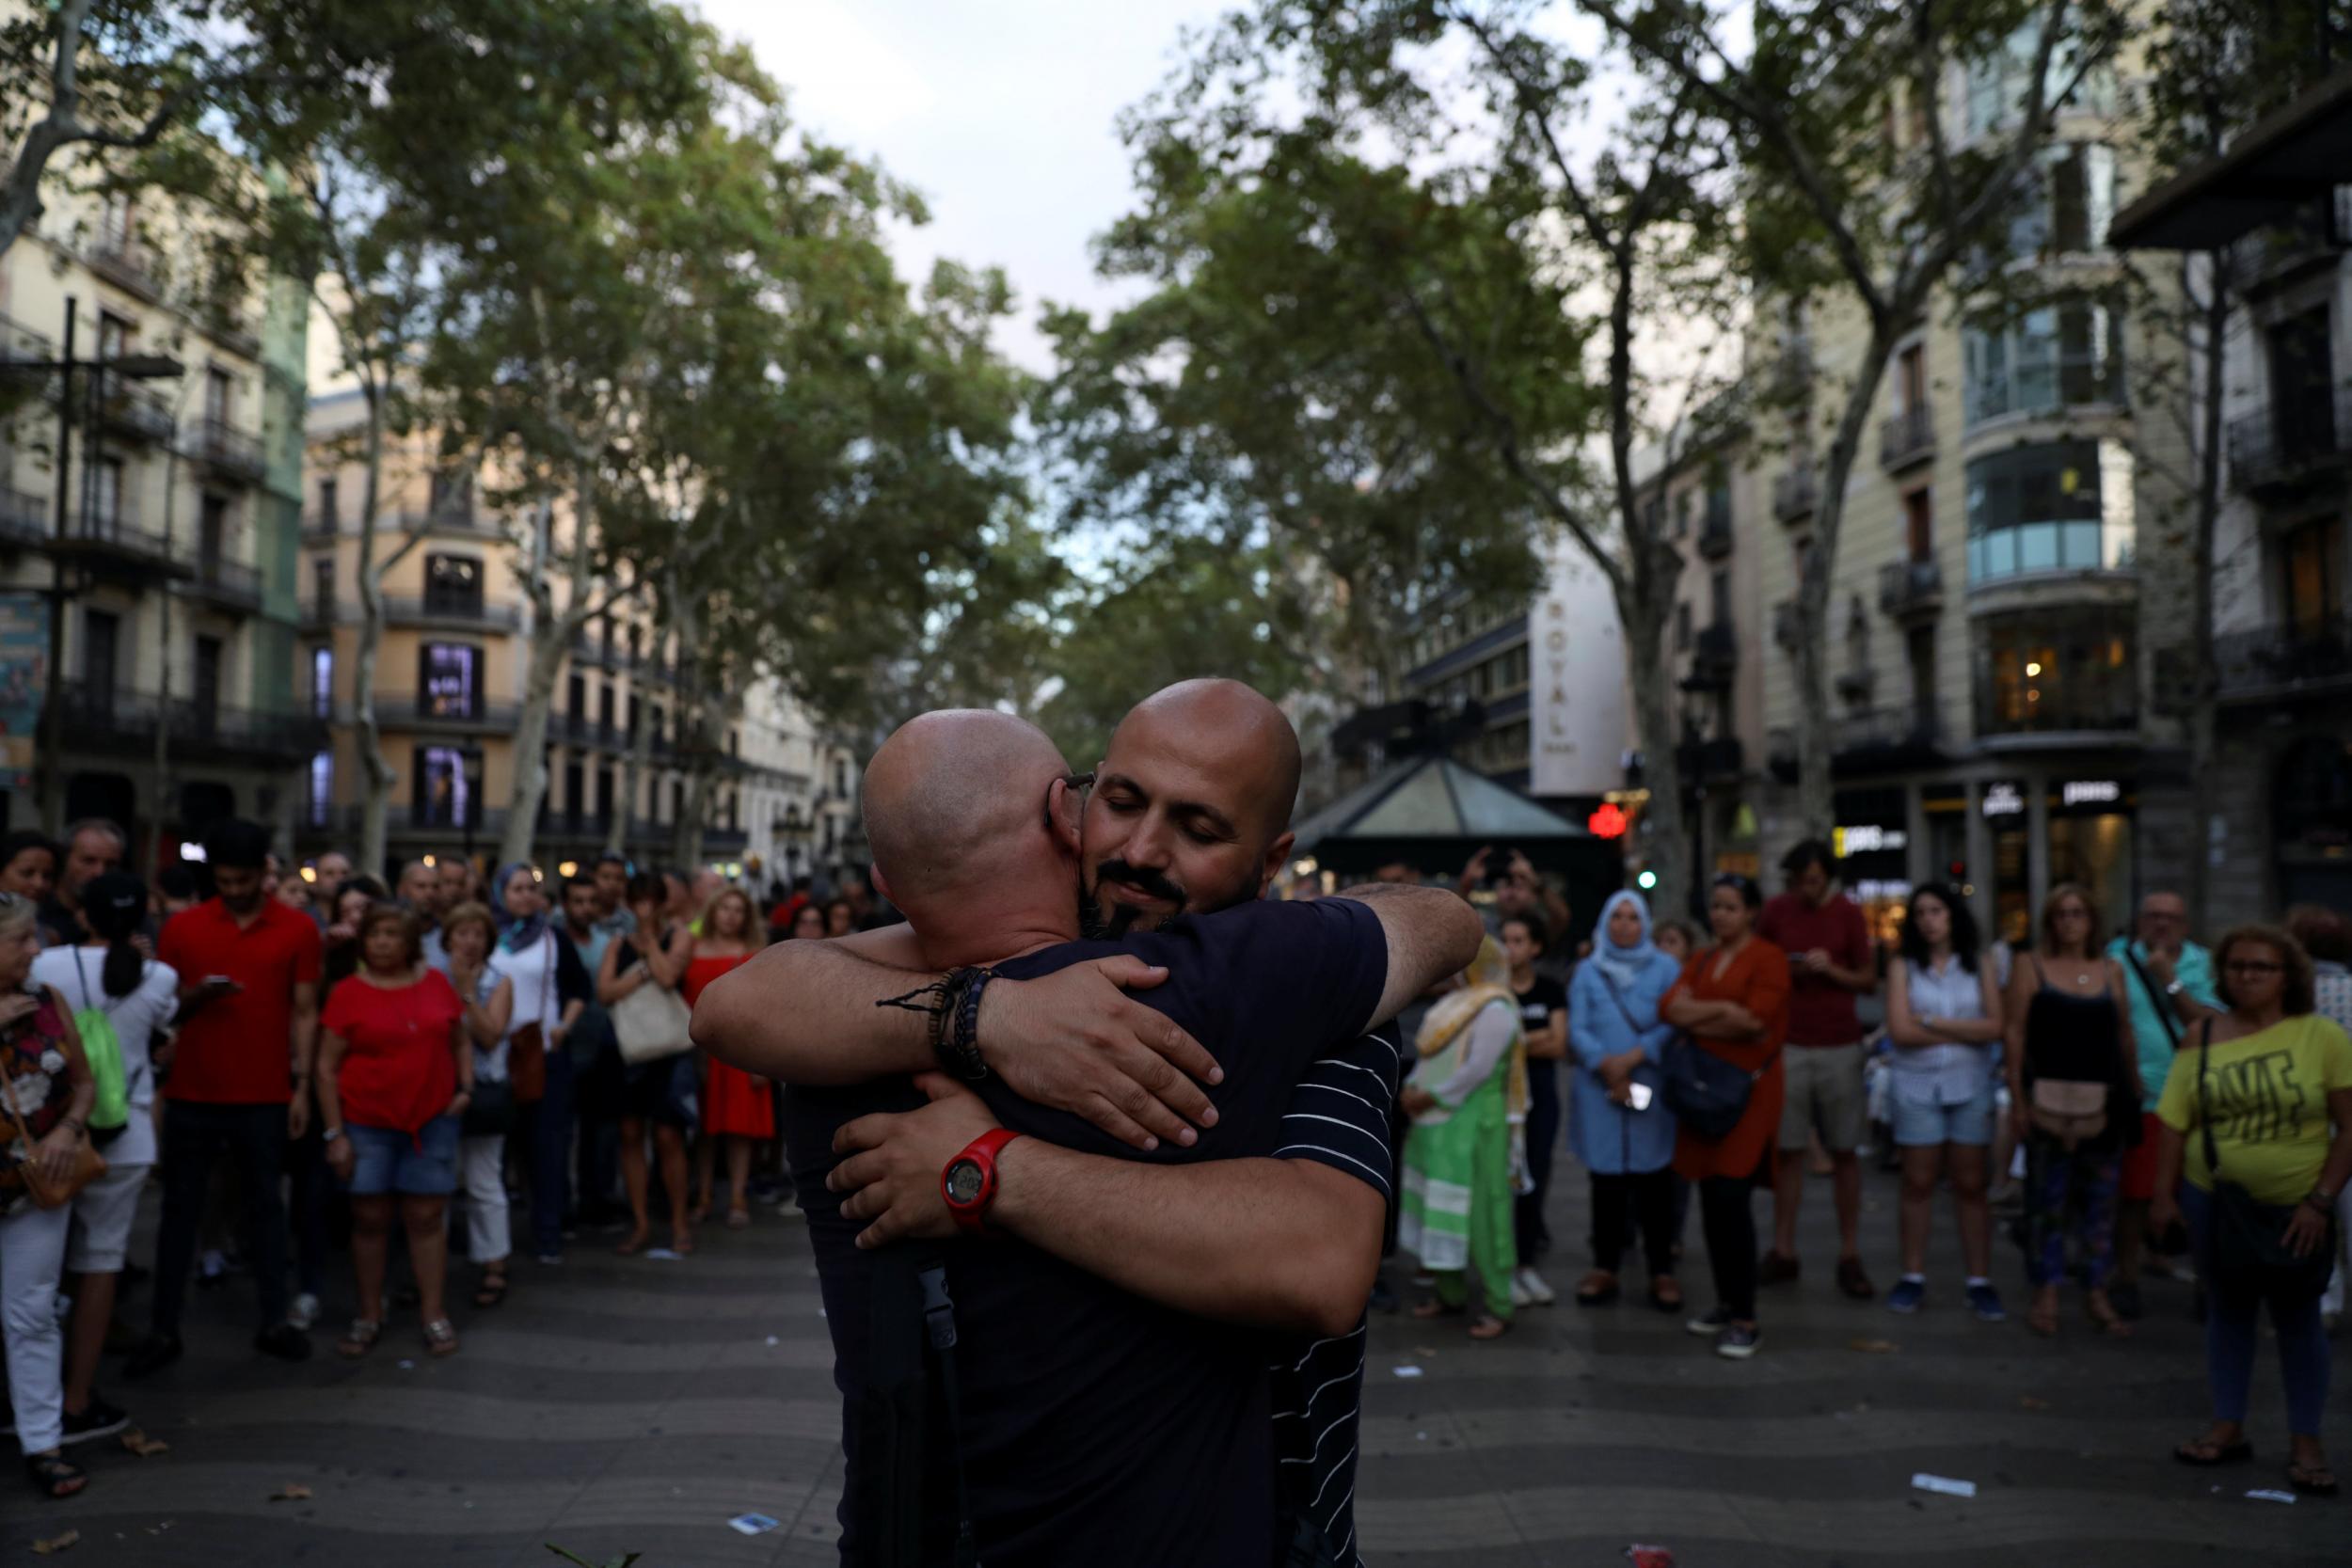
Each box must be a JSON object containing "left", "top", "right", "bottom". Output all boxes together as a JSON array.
[
  {"left": 180, "top": 553, "right": 262, "bottom": 613},
  {"left": 381, "top": 594, "right": 523, "bottom": 631},
  {"left": 56, "top": 502, "right": 183, "bottom": 578},
  {"left": 1879, "top": 404, "right": 1935, "bottom": 471},
  {"left": 1697, "top": 497, "right": 1734, "bottom": 559},
  {"left": 2212, "top": 614, "right": 2352, "bottom": 703},
  {"left": 88, "top": 221, "right": 159, "bottom": 298},
  {"left": 96, "top": 372, "right": 175, "bottom": 443},
  {"left": 188, "top": 417, "right": 266, "bottom": 484},
  {"left": 2227, "top": 394, "right": 2347, "bottom": 500},
  {"left": 1878, "top": 558, "right": 1944, "bottom": 620},
  {"left": 1834, "top": 702, "right": 1947, "bottom": 760},
  {"left": 1685, "top": 620, "right": 1737, "bottom": 689},
  {"left": 55, "top": 681, "right": 325, "bottom": 759},
  {"left": 1771, "top": 465, "right": 1819, "bottom": 525},
  {"left": 0, "top": 487, "right": 47, "bottom": 548}
]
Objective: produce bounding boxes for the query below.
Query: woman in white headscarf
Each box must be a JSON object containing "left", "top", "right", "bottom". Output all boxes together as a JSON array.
[
  {"left": 1398, "top": 936, "right": 1528, "bottom": 1339},
  {"left": 1568, "top": 890, "right": 1686, "bottom": 1310}
]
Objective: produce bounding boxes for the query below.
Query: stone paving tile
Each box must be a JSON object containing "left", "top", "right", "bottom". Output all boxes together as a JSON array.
[{"left": 15, "top": 1155, "right": 2346, "bottom": 1564}]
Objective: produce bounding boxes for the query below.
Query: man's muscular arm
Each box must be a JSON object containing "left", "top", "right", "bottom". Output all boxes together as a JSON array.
[
  {"left": 832, "top": 1074, "right": 1382, "bottom": 1338},
  {"left": 1330, "top": 882, "right": 1486, "bottom": 1019},
  {"left": 692, "top": 927, "right": 1225, "bottom": 1150}
]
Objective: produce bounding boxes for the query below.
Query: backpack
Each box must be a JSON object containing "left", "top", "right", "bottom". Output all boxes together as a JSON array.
[{"left": 65, "top": 949, "right": 133, "bottom": 1140}]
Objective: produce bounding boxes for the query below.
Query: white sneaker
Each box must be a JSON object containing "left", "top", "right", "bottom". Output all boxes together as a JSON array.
[
  {"left": 288, "top": 1292, "right": 321, "bottom": 1332},
  {"left": 1515, "top": 1266, "right": 1556, "bottom": 1307},
  {"left": 1509, "top": 1276, "right": 1534, "bottom": 1308}
]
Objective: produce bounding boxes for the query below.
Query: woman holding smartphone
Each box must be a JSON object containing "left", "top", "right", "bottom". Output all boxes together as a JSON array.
[{"left": 1568, "top": 891, "right": 1684, "bottom": 1310}]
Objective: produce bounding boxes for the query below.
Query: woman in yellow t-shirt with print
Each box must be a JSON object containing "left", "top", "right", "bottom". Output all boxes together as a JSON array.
[{"left": 2151, "top": 925, "right": 2352, "bottom": 1498}]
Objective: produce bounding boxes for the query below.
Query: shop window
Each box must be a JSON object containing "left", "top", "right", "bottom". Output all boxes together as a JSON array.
[{"left": 1978, "top": 609, "right": 2136, "bottom": 735}]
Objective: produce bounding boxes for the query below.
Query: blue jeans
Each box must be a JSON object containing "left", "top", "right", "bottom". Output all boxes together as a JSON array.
[
  {"left": 2182, "top": 1184, "right": 2332, "bottom": 1434},
  {"left": 528, "top": 1045, "right": 576, "bottom": 1257}
]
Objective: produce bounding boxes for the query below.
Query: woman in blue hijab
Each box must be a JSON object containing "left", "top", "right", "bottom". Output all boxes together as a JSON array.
[{"left": 1568, "top": 890, "right": 1686, "bottom": 1308}]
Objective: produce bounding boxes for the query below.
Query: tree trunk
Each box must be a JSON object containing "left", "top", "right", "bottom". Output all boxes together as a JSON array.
[
  {"left": 499, "top": 498, "right": 571, "bottom": 868},
  {"left": 2181, "top": 251, "right": 2229, "bottom": 920},
  {"left": 354, "top": 394, "right": 394, "bottom": 879},
  {"left": 1788, "top": 318, "right": 1899, "bottom": 841}
]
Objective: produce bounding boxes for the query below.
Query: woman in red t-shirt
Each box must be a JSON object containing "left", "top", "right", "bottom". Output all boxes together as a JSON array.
[
  {"left": 687, "top": 887, "right": 771, "bottom": 1229},
  {"left": 317, "top": 906, "right": 473, "bottom": 1360}
]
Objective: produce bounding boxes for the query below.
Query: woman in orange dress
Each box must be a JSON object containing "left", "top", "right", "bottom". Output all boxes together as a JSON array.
[
  {"left": 683, "top": 887, "right": 771, "bottom": 1228},
  {"left": 1664, "top": 873, "right": 1791, "bottom": 1360}
]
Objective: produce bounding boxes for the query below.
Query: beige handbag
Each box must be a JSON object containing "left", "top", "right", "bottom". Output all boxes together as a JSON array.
[{"left": 612, "top": 975, "right": 694, "bottom": 1065}]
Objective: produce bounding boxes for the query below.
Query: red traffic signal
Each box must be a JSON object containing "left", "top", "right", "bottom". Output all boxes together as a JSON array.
[{"left": 1588, "top": 802, "right": 1629, "bottom": 839}]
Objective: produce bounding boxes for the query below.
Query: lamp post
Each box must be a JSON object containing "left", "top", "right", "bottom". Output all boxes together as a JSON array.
[{"left": 0, "top": 294, "right": 183, "bottom": 832}]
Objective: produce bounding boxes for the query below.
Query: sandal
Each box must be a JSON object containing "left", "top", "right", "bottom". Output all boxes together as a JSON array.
[
  {"left": 725, "top": 1207, "right": 752, "bottom": 1230},
  {"left": 1574, "top": 1271, "right": 1621, "bottom": 1307},
  {"left": 2086, "top": 1295, "right": 2134, "bottom": 1338},
  {"left": 422, "top": 1318, "right": 460, "bottom": 1357},
  {"left": 473, "top": 1271, "right": 509, "bottom": 1309},
  {"left": 2173, "top": 1435, "right": 2253, "bottom": 1466},
  {"left": 2026, "top": 1297, "right": 2059, "bottom": 1338},
  {"left": 614, "top": 1227, "right": 649, "bottom": 1257},
  {"left": 1468, "top": 1314, "right": 1513, "bottom": 1340},
  {"left": 1410, "top": 1298, "right": 1465, "bottom": 1320},
  {"left": 26, "top": 1449, "right": 87, "bottom": 1499},
  {"left": 2287, "top": 1460, "right": 2339, "bottom": 1497},
  {"left": 1648, "top": 1275, "right": 1684, "bottom": 1313},
  {"left": 337, "top": 1318, "right": 383, "bottom": 1359}
]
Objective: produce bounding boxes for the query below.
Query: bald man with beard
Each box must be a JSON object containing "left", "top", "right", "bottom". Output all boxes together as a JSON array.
[{"left": 697, "top": 689, "right": 1479, "bottom": 1566}]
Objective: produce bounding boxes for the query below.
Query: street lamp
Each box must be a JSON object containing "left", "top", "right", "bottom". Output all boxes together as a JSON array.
[{"left": 0, "top": 295, "right": 183, "bottom": 831}]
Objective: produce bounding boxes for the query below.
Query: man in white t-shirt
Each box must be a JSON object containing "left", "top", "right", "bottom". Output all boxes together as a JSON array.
[{"left": 31, "top": 871, "right": 180, "bottom": 1444}]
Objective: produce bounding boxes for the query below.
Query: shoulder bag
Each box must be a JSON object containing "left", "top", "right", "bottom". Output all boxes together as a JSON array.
[
  {"left": 612, "top": 939, "right": 693, "bottom": 1066},
  {"left": 2122, "top": 944, "right": 2184, "bottom": 1053},
  {"left": 1659, "top": 950, "right": 1759, "bottom": 1142},
  {"left": 2, "top": 1033, "right": 106, "bottom": 1212},
  {"left": 65, "top": 949, "right": 133, "bottom": 1145},
  {"left": 2195, "top": 1020, "right": 2336, "bottom": 1304},
  {"left": 506, "top": 936, "right": 552, "bottom": 1105}
]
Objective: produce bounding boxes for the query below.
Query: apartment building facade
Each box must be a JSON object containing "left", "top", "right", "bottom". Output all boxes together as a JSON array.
[
  {"left": 2112, "top": 68, "right": 2352, "bottom": 928},
  {"left": 1, "top": 176, "right": 313, "bottom": 859},
  {"left": 1752, "top": 40, "right": 2184, "bottom": 945}
]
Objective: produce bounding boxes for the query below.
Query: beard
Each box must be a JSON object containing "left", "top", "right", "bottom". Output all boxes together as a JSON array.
[{"left": 1077, "top": 857, "right": 1263, "bottom": 940}]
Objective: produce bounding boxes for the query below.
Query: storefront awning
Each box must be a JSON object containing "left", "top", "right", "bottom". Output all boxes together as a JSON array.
[{"left": 2108, "top": 68, "right": 2352, "bottom": 250}]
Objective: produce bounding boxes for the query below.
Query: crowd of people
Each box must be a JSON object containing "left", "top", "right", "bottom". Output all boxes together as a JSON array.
[
  {"left": 0, "top": 815, "right": 871, "bottom": 1501},
  {"left": 0, "top": 760, "right": 2345, "bottom": 1535},
  {"left": 1377, "top": 839, "right": 2351, "bottom": 1496}
]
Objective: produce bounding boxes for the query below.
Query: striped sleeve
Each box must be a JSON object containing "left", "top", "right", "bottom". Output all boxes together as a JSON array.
[{"left": 1274, "top": 1026, "right": 1403, "bottom": 1198}]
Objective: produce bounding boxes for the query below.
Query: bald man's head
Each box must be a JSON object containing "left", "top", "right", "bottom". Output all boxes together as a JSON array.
[
  {"left": 1080, "top": 678, "right": 1301, "bottom": 937},
  {"left": 862, "top": 709, "right": 1075, "bottom": 911}
]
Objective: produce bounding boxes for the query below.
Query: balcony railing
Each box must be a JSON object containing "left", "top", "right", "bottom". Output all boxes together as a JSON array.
[
  {"left": 180, "top": 553, "right": 262, "bottom": 612},
  {"left": 2227, "top": 394, "right": 2347, "bottom": 499},
  {"left": 1878, "top": 557, "right": 1944, "bottom": 619},
  {"left": 2220, "top": 186, "right": 2352, "bottom": 294},
  {"left": 2212, "top": 614, "right": 2352, "bottom": 702},
  {"left": 407, "top": 804, "right": 510, "bottom": 836},
  {"left": 1833, "top": 702, "right": 1948, "bottom": 758},
  {"left": 302, "top": 506, "right": 501, "bottom": 541},
  {"left": 0, "top": 312, "right": 55, "bottom": 368},
  {"left": 1771, "top": 465, "right": 1819, "bottom": 525},
  {"left": 60, "top": 502, "right": 181, "bottom": 574},
  {"left": 188, "top": 417, "right": 266, "bottom": 483},
  {"left": 96, "top": 372, "right": 174, "bottom": 443},
  {"left": 88, "top": 222, "right": 158, "bottom": 297},
  {"left": 0, "top": 487, "right": 46, "bottom": 547},
  {"left": 55, "top": 681, "right": 326, "bottom": 757},
  {"left": 203, "top": 309, "right": 262, "bottom": 361},
  {"left": 381, "top": 594, "right": 523, "bottom": 630},
  {"left": 1687, "top": 620, "right": 1737, "bottom": 686},
  {"left": 1880, "top": 404, "right": 1935, "bottom": 470},
  {"left": 1963, "top": 353, "right": 2128, "bottom": 427}
]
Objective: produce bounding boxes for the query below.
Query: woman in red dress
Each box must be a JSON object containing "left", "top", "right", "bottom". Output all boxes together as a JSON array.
[
  {"left": 1664, "top": 874, "right": 1791, "bottom": 1361},
  {"left": 685, "top": 887, "right": 771, "bottom": 1228}
]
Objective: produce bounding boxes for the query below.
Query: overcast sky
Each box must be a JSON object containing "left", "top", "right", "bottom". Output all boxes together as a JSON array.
[{"left": 692, "top": 0, "right": 1233, "bottom": 372}]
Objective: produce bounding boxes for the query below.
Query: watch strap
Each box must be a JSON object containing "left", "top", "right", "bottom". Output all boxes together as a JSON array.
[{"left": 943, "top": 1128, "right": 1022, "bottom": 1236}]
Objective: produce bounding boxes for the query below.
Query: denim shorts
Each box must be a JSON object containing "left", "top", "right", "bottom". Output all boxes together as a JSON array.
[
  {"left": 1890, "top": 1078, "right": 1996, "bottom": 1148},
  {"left": 344, "top": 1116, "right": 461, "bottom": 1196}
]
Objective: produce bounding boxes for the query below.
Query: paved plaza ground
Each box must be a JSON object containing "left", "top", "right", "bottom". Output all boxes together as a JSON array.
[{"left": 19, "top": 1160, "right": 2346, "bottom": 1566}]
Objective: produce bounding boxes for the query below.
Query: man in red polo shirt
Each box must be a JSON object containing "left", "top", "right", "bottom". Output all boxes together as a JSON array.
[
  {"left": 1756, "top": 838, "right": 1880, "bottom": 1301},
  {"left": 126, "top": 819, "right": 322, "bottom": 1375}
]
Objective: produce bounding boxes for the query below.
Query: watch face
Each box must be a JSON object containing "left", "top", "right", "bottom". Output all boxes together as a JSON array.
[{"left": 946, "top": 1159, "right": 985, "bottom": 1205}]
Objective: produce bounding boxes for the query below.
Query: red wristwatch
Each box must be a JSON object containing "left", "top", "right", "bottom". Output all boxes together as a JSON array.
[{"left": 942, "top": 1129, "right": 1023, "bottom": 1237}]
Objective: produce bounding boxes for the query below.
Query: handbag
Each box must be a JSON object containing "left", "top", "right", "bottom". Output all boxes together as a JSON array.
[
  {"left": 1662, "top": 1036, "right": 1756, "bottom": 1141},
  {"left": 612, "top": 959, "right": 694, "bottom": 1065},
  {"left": 2195, "top": 1021, "right": 2337, "bottom": 1304},
  {"left": 2, "top": 1058, "right": 106, "bottom": 1212},
  {"left": 462, "top": 1075, "right": 517, "bottom": 1137},
  {"left": 506, "top": 936, "right": 557, "bottom": 1104}
]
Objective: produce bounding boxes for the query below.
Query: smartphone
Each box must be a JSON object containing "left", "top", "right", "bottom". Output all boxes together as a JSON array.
[{"left": 1628, "top": 1082, "right": 1655, "bottom": 1111}]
